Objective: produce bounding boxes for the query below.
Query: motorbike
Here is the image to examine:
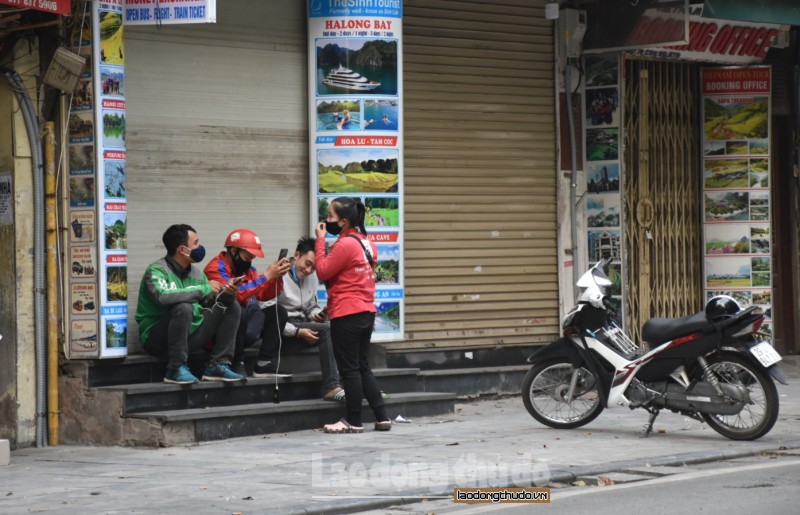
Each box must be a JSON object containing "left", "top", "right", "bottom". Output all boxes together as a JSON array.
[{"left": 522, "top": 257, "right": 788, "bottom": 440}]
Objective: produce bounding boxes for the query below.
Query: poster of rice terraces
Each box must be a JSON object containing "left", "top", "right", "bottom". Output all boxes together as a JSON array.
[{"left": 701, "top": 66, "right": 773, "bottom": 341}]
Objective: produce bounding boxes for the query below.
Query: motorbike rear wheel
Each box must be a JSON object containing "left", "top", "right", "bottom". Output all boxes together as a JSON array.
[
  {"left": 700, "top": 353, "right": 779, "bottom": 441},
  {"left": 522, "top": 359, "right": 604, "bottom": 429}
]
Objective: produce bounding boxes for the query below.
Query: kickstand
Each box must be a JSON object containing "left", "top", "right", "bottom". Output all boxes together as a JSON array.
[{"left": 640, "top": 408, "right": 660, "bottom": 438}]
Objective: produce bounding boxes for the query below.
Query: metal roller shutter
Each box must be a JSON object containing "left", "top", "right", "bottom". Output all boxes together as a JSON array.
[
  {"left": 124, "top": 1, "right": 307, "bottom": 351},
  {"left": 396, "top": 0, "right": 558, "bottom": 350},
  {"left": 123, "top": 0, "right": 557, "bottom": 352}
]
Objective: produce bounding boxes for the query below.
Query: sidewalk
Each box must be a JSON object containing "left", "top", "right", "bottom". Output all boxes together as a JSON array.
[{"left": 2, "top": 360, "right": 799, "bottom": 515}]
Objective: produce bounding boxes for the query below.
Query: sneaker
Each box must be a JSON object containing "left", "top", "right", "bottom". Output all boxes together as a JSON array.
[
  {"left": 323, "top": 386, "right": 346, "bottom": 402},
  {"left": 164, "top": 364, "right": 199, "bottom": 385},
  {"left": 252, "top": 361, "right": 292, "bottom": 378},
  {"left": 231, "top": 360, "right": 247, "bottom": 377},
  {"left": 202, "top": 363, "right": 245, "bottom": 382}
]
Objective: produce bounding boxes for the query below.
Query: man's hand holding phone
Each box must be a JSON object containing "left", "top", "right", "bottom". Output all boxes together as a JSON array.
[
  {"left": 265, "top": 248, "right": 292, "bottom": 280},
  {"left": 222, "top": 275, "right": 243, "bottom": 295}
]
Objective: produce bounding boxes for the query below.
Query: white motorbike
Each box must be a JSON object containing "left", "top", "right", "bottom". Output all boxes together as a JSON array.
[{"left": 522, "top": 257, "right": 787, "bottom": 440}]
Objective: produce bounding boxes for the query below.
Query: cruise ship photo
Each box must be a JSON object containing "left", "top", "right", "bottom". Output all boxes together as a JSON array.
[
  {"left": 322, "top": 65, "right": 381, "bottom": 92},
  {"left": 316, "top": 38, "right": 398, "bottom": 95}
]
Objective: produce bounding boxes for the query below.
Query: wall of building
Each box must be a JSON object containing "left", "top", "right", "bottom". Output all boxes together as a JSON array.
[
  {"left": 124, "top": 0, "right": 308, "bottom": 351},
  {"left": 0, "top": 41, "right": 39, "bottom": 447}
]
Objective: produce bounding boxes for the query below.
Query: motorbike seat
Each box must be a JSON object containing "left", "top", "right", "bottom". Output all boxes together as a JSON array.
[{"left": 641, "top": 311, "right": 709, "bottom": 346}]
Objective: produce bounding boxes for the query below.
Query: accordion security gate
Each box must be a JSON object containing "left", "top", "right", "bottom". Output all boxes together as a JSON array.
[{"left": 622, "top": 59, "right": 704, "bottom": 343}]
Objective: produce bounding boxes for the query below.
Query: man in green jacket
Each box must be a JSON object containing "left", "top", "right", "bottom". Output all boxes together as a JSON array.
[{"left": 135, "top": 224, "right": 244, "bottom": 384}]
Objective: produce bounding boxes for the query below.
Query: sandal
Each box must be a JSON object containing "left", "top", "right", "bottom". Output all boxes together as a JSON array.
[
  {"left": 323, "top": 418, "right": 364, "bottom": 434},
  {"left": 323, "top": 386, "right": 346, "bottom": 402},
  {"left": 374, "top": 420, "right": 392, "bottom": 431}
]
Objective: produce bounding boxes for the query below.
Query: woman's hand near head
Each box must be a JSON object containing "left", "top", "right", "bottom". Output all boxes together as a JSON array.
[{"left": 315, "top": 222, "right": 327, "bottom": 239}]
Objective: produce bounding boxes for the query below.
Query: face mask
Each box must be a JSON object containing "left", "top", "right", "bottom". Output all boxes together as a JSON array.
[
  {"left": 325, "top": 220, "right": 343, "bottom": 235},
  {"left": 231, "top": 251, "right": 252, "bottom": 275},
  {"left": 185, "top": 245, "right": 206, "bottom": 263},
  {"left": 291, "top": 264, "right": 300, "bottom": 283}
]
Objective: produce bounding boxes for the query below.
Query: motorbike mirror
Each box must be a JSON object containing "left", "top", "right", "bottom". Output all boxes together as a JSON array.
[{"left": 590, "top": 257, "right": 613, "bottom": 288}]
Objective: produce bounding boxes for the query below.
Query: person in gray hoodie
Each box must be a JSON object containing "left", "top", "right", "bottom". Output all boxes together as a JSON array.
[{"left": 264, "top": 236, "right": 345, "bottom": 401}]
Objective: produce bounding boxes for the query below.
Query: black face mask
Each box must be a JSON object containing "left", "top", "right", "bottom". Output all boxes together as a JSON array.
[
  {"left": 231, "top": 250, "right": 252, "bottom": 275},
  {"left": 325, "top": 220, "right": 343, "bottom": 235}
]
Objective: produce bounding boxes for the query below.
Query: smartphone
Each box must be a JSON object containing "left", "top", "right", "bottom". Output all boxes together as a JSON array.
[
  {"left": 232, "top": 275, "right": 246, "bottom": 285},
  {"left": 278, "top": 248, "right": 288, "bottom": 260}
]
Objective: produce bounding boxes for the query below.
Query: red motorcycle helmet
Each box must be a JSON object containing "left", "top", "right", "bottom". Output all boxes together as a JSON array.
[{"left": 224, "top": 229, "right": 264, "bottom": 258}]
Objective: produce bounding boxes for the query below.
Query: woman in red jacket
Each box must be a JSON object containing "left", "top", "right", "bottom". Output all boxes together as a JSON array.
[{"left": 315, "top": 197, "right": 391, "bottom": 433}]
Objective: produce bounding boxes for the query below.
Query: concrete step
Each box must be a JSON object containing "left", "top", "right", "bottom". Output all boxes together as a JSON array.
[
  {"left": 100, "top": 368, "right": 422, "bottom": 414},
  {"left": 419, "top": 365, "right": 530, "bottom": 397},
  {"left": 126, "top": 392, "right": 457, "bottom": 443},
  {"left": 385, "top": 344, "right": 539, "bottom": 370},
  {"left": 82, "top": 347, "right": 333, "bottom": 387}
]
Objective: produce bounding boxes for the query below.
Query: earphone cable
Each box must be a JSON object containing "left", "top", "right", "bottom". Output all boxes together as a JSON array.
[{"left": 274, "top": 278, "right": 282, "bottom": 391}]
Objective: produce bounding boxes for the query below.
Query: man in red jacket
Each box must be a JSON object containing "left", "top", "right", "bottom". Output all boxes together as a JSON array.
[{"left": 204, "top": 229, "right": 292, "bottom": 377}]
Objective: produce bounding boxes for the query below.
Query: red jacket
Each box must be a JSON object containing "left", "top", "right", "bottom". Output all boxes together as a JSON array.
[
  {"left": 315, "top": 229, "right": 377, "bottom": 319},
  {"left": 204, "top": 251, "right": 283, "bottom": 305}
]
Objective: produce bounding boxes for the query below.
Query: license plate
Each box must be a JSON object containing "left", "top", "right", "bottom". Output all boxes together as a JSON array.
[{"left": 750, "top": 342, "right": 782, "bottom": 368}]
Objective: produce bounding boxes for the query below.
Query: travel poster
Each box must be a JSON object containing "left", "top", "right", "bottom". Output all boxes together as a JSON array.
[
  {"left": 701, "top": 66, "right": 772, "bottom": 335},
  {"left": 582, "top": 55, "right": 624, "bottom": 313},
  {"left": 94, "top": 1, "right": 128, "bottom": 357},
  {"left": 308, "top": 1, "right": 404, "bottom": 341},
  {"left": 66, "top": 4, "right": 98, "bottom": 358}
]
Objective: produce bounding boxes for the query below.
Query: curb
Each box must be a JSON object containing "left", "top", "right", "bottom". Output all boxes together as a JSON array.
[
  {"left": 546, "top": 439, "right": 800, "bottom": 484},
  {"left": 272, "top": 440, "right": 800, "bottom": 515}
]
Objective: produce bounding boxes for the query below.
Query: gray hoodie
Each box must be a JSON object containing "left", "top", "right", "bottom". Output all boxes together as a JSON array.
[{"left": 261, "top": 267, "right": 325, "bottom": 337}]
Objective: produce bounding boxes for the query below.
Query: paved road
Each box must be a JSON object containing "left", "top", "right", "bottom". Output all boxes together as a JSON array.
[
  {"left": 2, "top": 362, "right": 799, "bottom": 514},
  {"left": 397, "top": 454, "right": 800, "bottom": 515}
]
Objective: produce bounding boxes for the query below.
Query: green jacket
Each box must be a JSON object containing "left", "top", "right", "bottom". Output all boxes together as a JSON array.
[{"left": 135, "top": 255, "right": 213, "bottom": 343}]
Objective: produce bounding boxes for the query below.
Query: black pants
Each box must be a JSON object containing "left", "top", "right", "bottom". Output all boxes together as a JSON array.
[
  {"left": 331, "top": 311, "right": 387, "bottom": 427},
  {"left": 142, "top": 294, "right": 240, "bottom": 370},
  {"left": 234, "top": 301, "right": 288, "bottom": 363}
]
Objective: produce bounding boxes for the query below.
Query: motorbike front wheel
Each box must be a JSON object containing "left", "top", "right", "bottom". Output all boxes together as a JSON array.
[
  {"left": 522, "top": 359, "right": 604, "bottom": 429},
  {"left": 700, "top": 353, "right": 779, "bottom": 441}
]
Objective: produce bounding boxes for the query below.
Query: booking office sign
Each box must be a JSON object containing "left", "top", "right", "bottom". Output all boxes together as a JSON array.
[{"left": 308, "top": 0, "right": 404, "bottom": 341}]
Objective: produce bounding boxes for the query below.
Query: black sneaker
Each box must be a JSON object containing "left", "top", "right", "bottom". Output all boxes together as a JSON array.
[
  {"left": 231, "top": 360, "right": 247, "bottom": 377},
  {"left": 252, "top": 361, "right": 292, "bottom": 378}
]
